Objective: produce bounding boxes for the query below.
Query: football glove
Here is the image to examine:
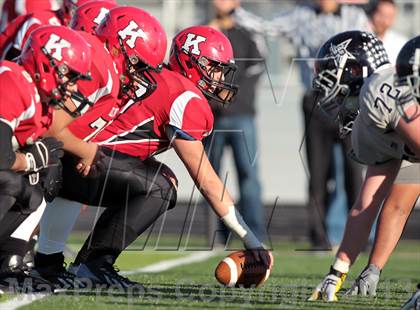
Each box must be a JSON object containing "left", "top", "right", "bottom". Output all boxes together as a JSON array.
[
  {"left": 39, "top": 161, "right": 63, "bottom": 202},
  {"left": 347, "top": 264, "right": 381, "bottom": 296},
  {"left": 23, "top": 137, "right": 64, "bottom": 173},
  {"left": 22, "top": 137, "right": 64, "bottom": 185},
  {"left": 308, "top": 267, "right": 347, "bottom": 302}
]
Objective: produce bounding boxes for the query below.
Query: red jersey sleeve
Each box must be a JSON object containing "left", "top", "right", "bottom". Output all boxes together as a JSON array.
[
  {"left": 168, "top": 91, "right": 214, "bottom": 141},
  {"left": 0, "top": 65, "right": 34, "bottom": 131}
]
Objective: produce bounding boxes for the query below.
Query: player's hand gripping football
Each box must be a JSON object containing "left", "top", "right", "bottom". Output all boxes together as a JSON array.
[
  {"left": 250, "top": 248, "right": 273, "bottom": 269},
  {"left": 346, "top": 264, "right": 381, "bottom": 296},
  {"left": 308, "top": 267, "right": 347, "bottom": 301}
]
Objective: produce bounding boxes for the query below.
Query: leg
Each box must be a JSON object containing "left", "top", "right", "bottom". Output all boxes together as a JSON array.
[
  {"left": 369, "top": 164, "right": 420, "bottom": 269},
  {"left": 341, "top": 136, "right": 364, "bottom": 209},
  {"left": 204, "top": 119, "right": 228, "bottom": 245},
  {"left": 229, "top": 116, "right": 266, "bottom": 242},
  {"left": 37, "top": 198, "right": 82, "bottom": 255},
  {"left": 302, "top": 91, "right": 336, "bottom": 247},
  {"left": 73, "top": 154, "right": 178, "bottom": 264},
  {"left": 204, "top": 121, "right": 227, "bottom": 174},
  {"left": 0, "top": 171, "right": 43, "bottom": 222}
]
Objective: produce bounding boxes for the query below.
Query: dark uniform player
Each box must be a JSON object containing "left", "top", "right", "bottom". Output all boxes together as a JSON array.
[{"left": 309, "top": 32, "right": 419, "bottom": 302}]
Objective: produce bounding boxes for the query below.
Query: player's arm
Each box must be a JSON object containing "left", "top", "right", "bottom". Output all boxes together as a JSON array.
[
  {"left": 0, "top": 121, "right": 63, "bottom": 173},
  {"left": 395, "top": 104, "right": 420, "bottom": 158},
  {"left": 234, "top": 6, "right": 299, "bottom": 38},
  {"left": 172, "top": 138, "right": 270, "bottom": 264},
  {"left": 309, "top": 159, "right": 401, "bottom": 301},
  {"left": 44, "top": 108, "right": 99, "bottom": 177},
  {"left": 0, "top": 121, "right": 26, "bottom": 171}
]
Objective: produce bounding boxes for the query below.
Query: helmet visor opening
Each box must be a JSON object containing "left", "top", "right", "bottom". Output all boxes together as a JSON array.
[{"left": 195, "top": 56, "right": 238, "bottom": 105}]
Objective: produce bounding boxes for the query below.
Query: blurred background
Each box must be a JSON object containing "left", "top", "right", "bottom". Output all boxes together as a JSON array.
[{"left": 1, "top": 0, "right": 418, "bottom": 244}]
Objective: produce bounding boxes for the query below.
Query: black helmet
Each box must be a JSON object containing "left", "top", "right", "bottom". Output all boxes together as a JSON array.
[
  {"left": 313, "top": 31, "right": 389, "bottom": 137},
  {"left": 394, "top": 36, "right": 420, "bottom": 123}
]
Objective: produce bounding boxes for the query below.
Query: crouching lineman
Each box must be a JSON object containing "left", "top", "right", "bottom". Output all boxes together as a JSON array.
[
  {"left": 35, "top": 21, "right": 271, "bottom": 289},
  {"left": 346, "top": 37, "right": 419, "bottom": 310},
  {"left": 31, "top": 6, "right": 171, "bottom": 290},
  {"left": 308, "top": 31, "right": 419, "bottom": 303},
  {"left": 0, "top": 25, "right": 92, "bottom": 292}
]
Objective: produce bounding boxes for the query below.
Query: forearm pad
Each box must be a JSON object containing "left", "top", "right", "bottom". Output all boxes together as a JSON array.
[{"left": 221, "top": 205, "right": 263, "bottom": 249}]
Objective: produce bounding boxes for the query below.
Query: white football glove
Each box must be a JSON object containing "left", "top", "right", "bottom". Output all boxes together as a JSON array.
[
  {"left": 401, "top": 284, "right": 420, "bottom": 310},
  {"left": 308, "top": 267, "right": 347, "bottom": 302},
  {"left": 347, "top": 264, "right": 381, "bottom": 296}
]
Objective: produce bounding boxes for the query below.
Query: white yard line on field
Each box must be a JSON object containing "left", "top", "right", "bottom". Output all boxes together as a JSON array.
[
  {"left": 1, "top": 250, "right": 219, "bottom": 310},
  {"left": 120, "top": 250, "right": 219, "bottom": 275}
]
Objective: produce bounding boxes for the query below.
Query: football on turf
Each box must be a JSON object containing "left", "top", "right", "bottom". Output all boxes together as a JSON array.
[{"left": 214, "top": 250, "right": 273, "bottom": 288}]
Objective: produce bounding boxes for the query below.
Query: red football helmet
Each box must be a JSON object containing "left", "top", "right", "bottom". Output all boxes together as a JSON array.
[
  {"left": 62, "top": 0, "right": 116, "bottom": 24},
  {"left": 95, "top": 6, "right": 167, "bottom": 101},
  {"left": 169, "top": 25, "right": 238, "bottom": 105},
  {"left": 20, "top": 25, "right": 92, "bottom": 117},
  {"left": 69, "top": 0, "right": 118, "bottom": 34}
]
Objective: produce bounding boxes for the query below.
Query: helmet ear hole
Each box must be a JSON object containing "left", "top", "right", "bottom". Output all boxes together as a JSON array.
[
  {"left": 185, "top": 60, "right": 193, "bottom": 69},
  {"left": 42, "top": 62, "right": 50, "bottom": 73}
]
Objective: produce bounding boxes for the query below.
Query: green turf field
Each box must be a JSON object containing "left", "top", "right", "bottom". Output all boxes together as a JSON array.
[{"left": 1, "top": 238, "right": 419, "bottom": 309}]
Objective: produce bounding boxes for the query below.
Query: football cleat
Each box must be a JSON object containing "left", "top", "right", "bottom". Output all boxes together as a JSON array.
[
  {"left": 69, "top": 255, "right": 144, "bottom": 291},
  {"left": 308, "top": 266, "right": 347, "bottom": 302},
  {"left": 0, "top": 255, "right": 53, "bottom": 293},
  {"left": 401, "top": 284, "right": 420, "bottom": 310},
  {"left": 31, "top": 263, "right": 88, "bottom": 290}
]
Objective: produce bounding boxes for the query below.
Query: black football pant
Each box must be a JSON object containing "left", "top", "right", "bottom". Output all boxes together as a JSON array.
[
  {"left": 0, "top": 171, "right": 44, "bottom": 257},
  {"left": 302, "top": 90, "right": 363, "bottom": 247},
  {"left": 59, "top": 148, "right": 177, "bottom": 263}
]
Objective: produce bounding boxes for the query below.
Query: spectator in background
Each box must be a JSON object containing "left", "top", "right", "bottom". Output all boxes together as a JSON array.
[
  {"left": 367, "top": 0, "right": 407, "bottom": 64},
  {"left": 0, "top": 0, "right": 59, "bottom": 32},
  {"left": 205, "top": 0, "right": 267, "bottom": 244},
  {"left": 233, "top": 0, "right": 367, "bottom": 248}
]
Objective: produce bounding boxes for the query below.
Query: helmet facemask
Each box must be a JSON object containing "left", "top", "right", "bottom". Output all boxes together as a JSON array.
[
  {"left": 118, "top": 37, "right": 159, "bottom": 101},
  {"left": 313, "top": 54, "right": 361, "bottom": 137},
  {"left": 176, "top": 46, "right": 238, "bottom": 105},
  {"left": 394, "top": 49, "right": 420, "bottom": 123},
  {"left": 41, "top": 47, "right": 92, "bottom": 118}
]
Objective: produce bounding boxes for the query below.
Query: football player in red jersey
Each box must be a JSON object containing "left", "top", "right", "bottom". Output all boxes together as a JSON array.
[
  {"left": 0, "top": 0, "right": 60, "bottom": 32},
  {"left": 35, "top": 25, "right": 270, "bottom": 290},
  {"left": 0, "top": 10, "right": 64, "bottom": 61},
  {"left": 33, "top": 6, "right": 168, "bottom": 289},
  {"left": 62, "top": 0, "right": 117, "bottom": 25},
  {"left": 0, "top": 25, "right": 92, "bottom": 292}
]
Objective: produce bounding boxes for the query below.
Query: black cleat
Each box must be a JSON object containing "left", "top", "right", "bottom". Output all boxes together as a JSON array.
[
  {"left": 0, "top": 255, "right": 53, "bottom": 293},
  {"left": 32, "top": 252, "right": 88, "bottom": 290},
  {"left": 31, "top": 263, "right": 88, "bottom": 290},
  {"left": 69, "top": 255, "right": 144, "bottom": 291}
]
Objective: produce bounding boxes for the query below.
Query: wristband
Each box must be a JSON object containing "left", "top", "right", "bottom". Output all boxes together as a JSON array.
[{"left": 220, "top": 205, "right": 263, "bottom": 249}]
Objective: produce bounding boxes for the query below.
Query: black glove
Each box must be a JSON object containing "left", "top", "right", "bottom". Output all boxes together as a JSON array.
[
  {"left": 22, "top": 137, "right": 64, "bottom": 173},
  {"left": 40, "top": 161, "right": 63, "bottom": 202}
]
